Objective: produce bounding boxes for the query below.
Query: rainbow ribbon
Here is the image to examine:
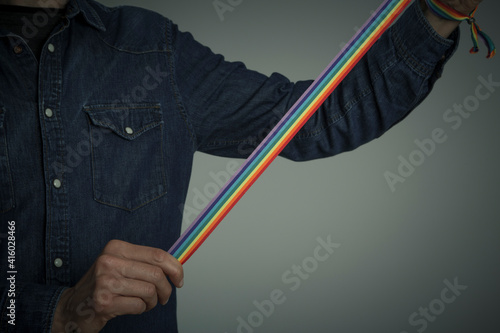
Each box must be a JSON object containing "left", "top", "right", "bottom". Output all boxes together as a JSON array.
[
  {"left": 425, "top": 0, "right": 496, "bottom": 58},
  {"left": 169, "top": 0, "right": 412, "bottom": 264}
]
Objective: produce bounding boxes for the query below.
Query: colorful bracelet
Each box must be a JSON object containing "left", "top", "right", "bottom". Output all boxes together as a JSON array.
[{"left": 425, "top": 0, "right": 495, "bottom": 58}]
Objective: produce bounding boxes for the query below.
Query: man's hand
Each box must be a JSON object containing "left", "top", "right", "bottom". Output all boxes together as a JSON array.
[
  {"left": 51, "top": 240, "right": 184, "bottom": 333},
  {"left": 421, "top": 0, "right": 483, "bottom": 38}
]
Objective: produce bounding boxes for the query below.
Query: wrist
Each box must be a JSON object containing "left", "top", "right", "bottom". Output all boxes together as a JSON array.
[{"left": 420, "top": 0, "right": 460, "bottom": 38}]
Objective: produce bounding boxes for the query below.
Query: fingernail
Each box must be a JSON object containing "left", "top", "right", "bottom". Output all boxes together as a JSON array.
[
  {"left": 163, "top": 298, "right": 169, "bottom": 306},
  {"left": 179, "top": 279, "right": 184, "bottom": 288}
]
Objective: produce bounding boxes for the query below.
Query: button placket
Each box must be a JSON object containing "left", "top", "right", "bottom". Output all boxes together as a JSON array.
[{"left": 41, "top": 36, "right": 71, "bottom": 284}]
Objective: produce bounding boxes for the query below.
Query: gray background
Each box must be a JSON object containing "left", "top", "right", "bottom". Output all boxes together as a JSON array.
[{"left": 99, "top": 0, "right": 499, "bottom": 332}]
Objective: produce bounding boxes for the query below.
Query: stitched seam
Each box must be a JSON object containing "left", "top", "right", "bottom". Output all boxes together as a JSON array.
[
  {"left": 91, "top": 120, "right": 162, "bottom": 136},
  {"left": 165, "top": 19, "right": 198, "bottom": 150},
  {"left": 95, "top": 34, "right": 166, "bottom": 54},
  {"left": 392, "top": 21, "right": 433, "bottom": 77}
]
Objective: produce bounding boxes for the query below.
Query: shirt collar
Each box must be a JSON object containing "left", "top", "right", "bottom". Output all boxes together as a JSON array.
[
  {"left": 0, "top": 0, "right": 106, "bottom": 38},
  {"left": 66, "top": 0, "right": 106, "bottom": 32}
]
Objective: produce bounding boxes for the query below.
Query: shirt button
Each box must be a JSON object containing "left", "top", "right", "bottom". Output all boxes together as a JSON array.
[
  {"left": 53, "top": 179, "right": 62, "bottom": 189},
  {"left": 125, "top": 127, "right": 134, "bottom": 135},
  {"left": 54, "top": 258, "right": 63, "bottom": 268},
  {"left": 48, "top": 43, "right": 55, "bottom": 53},
  {"left": 45, "top": 108, "right": 54, "bottom": 118},
  {"left": 13, "top": 45, "right": 23, "bottom": 54}
]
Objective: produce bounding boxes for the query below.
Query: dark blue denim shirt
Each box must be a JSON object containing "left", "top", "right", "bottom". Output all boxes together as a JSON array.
[{"left": 0, "top": 0, "right": 457, "bottom": 331}]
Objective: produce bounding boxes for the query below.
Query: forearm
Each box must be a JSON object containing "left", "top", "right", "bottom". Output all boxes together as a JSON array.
[
  {"left": 176, "top": 1, "right": 459, "bottom": 160},
  {"left": 279, "top": 1, "right": 459, "bottom": 161}
]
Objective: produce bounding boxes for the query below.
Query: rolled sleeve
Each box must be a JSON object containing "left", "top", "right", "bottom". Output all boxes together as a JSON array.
[
  {"left": 174, "top": 0, "right": 461, "bottom": 161},
  {"left": 391, "top": 0, "right": 459, "bottom": 80}
]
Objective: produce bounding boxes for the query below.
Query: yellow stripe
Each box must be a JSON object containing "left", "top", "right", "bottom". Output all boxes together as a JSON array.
[{"left": 178, "top": 3, "right": 406, "bottom": 262}]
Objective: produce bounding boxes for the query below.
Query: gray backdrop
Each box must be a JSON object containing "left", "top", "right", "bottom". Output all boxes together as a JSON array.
[{"left": 99, "top": 0, "right": 499, "bottom": 332}]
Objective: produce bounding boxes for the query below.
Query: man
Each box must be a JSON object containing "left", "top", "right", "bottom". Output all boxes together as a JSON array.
[{"left": 0, "top": 0, "right": 483, "bottom": 331}]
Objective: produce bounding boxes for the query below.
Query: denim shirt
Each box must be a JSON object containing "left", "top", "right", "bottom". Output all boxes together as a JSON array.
[{"left": 0, "top": 0, "right": 457, "bottom": 331}]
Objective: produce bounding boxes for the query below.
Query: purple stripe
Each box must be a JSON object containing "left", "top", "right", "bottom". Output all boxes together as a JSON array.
[{"left": 169, "top": 0, "right": 396, "bottom": 255}]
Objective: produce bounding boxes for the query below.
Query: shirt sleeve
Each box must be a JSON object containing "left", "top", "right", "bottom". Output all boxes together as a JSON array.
[
  {"left": 0, "top": 283, "right": 66, "bottom": 332},
  {"left": 171, "top": 0, "right": 458, "bottom": 161}
]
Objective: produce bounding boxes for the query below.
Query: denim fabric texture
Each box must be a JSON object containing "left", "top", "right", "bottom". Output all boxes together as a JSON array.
[{"left": 0, "top": 0, "right": 458, "bottom": 331}]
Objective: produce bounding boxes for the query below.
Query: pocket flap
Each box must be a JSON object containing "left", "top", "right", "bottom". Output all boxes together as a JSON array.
[{"left": 83, "top": 103, "right": 162, "bottom": 140}]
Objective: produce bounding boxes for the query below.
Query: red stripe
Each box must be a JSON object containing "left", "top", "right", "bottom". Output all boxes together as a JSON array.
[{"left": 180, "top": 2, "right": 409, "bottom": 264}]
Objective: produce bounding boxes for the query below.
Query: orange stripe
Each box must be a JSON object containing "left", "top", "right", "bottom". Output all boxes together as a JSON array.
[{"left": 180, "top": 2, "right": 409, "bottom": 264}]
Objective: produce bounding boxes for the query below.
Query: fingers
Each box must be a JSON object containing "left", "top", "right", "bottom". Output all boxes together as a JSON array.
[
  {"left": 103, "top": 240, "right": 184, "bottom": 288},
  {"left": 119, "top": 260, "right": 172, "bottom": 306},
  {"left": 111, "top": 296, "right": 148, "bottom": 316},
  {"left": 93, "top": 289, "right": 147, "bottom": 317},
  {"left": 95, "top": 240, "right": 183, "bottom": 309},
  {"left": 53, "top": 240, "right": 185, "bottom": 333},
  {"left": 95, "top": 275, "right": 163, "bottom": 312}
]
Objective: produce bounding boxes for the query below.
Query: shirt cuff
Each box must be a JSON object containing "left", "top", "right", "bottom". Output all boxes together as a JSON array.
[
  {"left": 390, "top": 0, "right": 460, "bottom": 79},
  {"left": 1, "top": 283, "right": 67, "bottom": 332}
]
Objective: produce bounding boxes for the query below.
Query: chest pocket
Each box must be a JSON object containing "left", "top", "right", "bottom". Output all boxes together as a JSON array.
[
  {"left": 0, "top": 107, "right": 14, "bottom": 213},
  {"left": 84, "top": 103, "right": 167, "bottom": 211}
]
